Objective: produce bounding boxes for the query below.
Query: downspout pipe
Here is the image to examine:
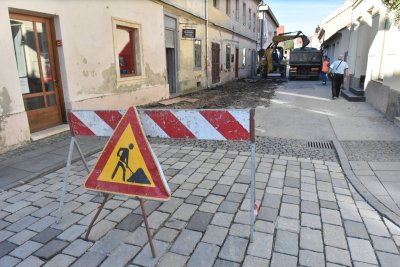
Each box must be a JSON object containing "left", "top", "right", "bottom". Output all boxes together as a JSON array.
[
  {"left": 260, "top": 6, "right": 264, "bottom": 51},
  {"left": 205, "top": 0, "right": 209, "bottom": 88}
]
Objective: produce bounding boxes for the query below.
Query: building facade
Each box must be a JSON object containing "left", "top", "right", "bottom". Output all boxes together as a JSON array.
[
  {"left": 0, "top": 0, "right": 258, "bottom": 152},
  {"left": 317, "top": 0, "right": 400, "bottom": 121},
  {"left": 257, "top": 3, "right": 279, "bottom": 52},
  {"left": 316, "top": 1, "right": 352, "bottom": 61}
]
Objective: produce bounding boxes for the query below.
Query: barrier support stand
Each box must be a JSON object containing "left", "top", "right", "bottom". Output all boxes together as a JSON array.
[
  {"left": 140, "top": 199, "right": 157, "bottom": 258},
  {"left": 56, "top": 136, "right": 90, "bottom": 223},
  {"left": 85, "top": 193, "right": 109, "bottom": 241},
  {"left": 250, "top": 109, "right": 256, "bottom": 242}
]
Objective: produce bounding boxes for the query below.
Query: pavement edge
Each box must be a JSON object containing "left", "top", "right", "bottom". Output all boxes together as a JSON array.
[{"left": 332, "top": 139, "right": 400, "bottom": 228}]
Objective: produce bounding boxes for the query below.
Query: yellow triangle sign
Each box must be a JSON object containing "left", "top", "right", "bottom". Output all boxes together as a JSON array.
[{"left": 84, "top": 107, "right": 170, "bottom": 200}]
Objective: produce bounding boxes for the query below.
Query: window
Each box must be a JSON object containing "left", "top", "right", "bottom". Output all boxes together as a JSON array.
[
  {"left": 226, "top": 0, "right": 231, "bottom": 16},
  {"left": 235, "top": 0, "right": 239, "bottom": 21},
  {"left": 253, "top": 13, "right": 256, "bottom": 32},
  {"left": 213, "top": 0, "right": 219, "bottom": 9},
  {"left": 226, "top": 44, "right": 231, "bottom": 70},
  {"left": 249, "top": 9, "right": 251, "bottom": 29},
  {"left": 114, "top": 20, "right": 142, "bottom": 78},
  {"left": 242, "top": 48, "right": 246, "bottom": 66},
  {"left": 243, "top": 3, "right": 246, "bottom": 25},
  {"left": 194, "top": 39, "right": 202, "bottom": 68}
]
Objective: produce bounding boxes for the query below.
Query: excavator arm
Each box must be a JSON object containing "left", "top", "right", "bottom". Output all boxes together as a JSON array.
[{"left": 259, "top": 31, "right": 310, "bottom": 75}]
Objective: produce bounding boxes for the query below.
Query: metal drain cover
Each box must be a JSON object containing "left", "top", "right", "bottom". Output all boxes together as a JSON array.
[{"left": 307, "top": 141, "right": 334, "bottom": 149}]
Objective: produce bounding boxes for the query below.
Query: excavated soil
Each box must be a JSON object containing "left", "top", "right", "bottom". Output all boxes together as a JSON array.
[{"left": 141, "top": 79, "right": 281, "bottom": 109}]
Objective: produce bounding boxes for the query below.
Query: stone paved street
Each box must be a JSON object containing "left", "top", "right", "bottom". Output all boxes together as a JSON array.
[{"left": 1, "top": 140, "right": 400, "bottom": 266}]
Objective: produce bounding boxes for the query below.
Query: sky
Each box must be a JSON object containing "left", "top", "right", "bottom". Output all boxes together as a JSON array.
[{"left": 265, "top": 0, "right": 346, "bottom": 36}]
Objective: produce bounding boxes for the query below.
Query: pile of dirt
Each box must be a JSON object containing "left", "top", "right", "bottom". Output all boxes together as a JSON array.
[{"left": 141, "top": 79, "right": 280, "bottom": 109}]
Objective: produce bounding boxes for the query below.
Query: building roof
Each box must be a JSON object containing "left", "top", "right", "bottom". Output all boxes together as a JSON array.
[
  {"left": 259, "top": 4, "right": 279, "bottom": 27},
  {"left": 316, "top": 0, "right": 352, "bottom": 41}
]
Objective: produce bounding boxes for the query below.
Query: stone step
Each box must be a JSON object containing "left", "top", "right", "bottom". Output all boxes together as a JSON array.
[
  {"left": 395, "top": 117, "right": 400, "bottom": 128},
  {"left": 341, "top": 89, "right": 366, "bottom": 102},
  {"left": 350, "top": 87, "right": 365, "bottom": 96}
]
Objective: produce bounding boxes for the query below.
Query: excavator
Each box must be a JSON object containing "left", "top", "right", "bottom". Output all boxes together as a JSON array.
[{"left": 258, "top": 31, "right": 310, "bottom": 78}]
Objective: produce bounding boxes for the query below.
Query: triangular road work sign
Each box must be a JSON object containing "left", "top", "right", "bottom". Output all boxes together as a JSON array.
[{"left": 84, "top": 107, "right": 170, "bottom": 200}]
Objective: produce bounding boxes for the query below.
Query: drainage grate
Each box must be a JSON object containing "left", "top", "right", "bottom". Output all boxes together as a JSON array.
[{"left": 307, "top": 141, "right": 334, "bottom": 149}]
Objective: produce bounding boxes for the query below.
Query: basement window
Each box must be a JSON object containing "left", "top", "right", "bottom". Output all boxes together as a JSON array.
[{"left": 113, "top": 19, "right": 142, "bottom": 79}]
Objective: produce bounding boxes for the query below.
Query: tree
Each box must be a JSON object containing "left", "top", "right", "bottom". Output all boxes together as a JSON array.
[
  {"left": 284, "top": 40, "right": 294, "bottom": 50},
  {"left": 383, "top": 0, "right": 400, "bottom": 26}
]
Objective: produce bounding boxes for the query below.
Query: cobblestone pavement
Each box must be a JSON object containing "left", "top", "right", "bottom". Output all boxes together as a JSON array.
[
  {"left": 340, "top": 141, "right": 400, "bottom": 219},
  {"left": 1, "top": 142, "right": 400, "bottom": 266},
  {"left": 341, "top": 141, "right": 400, "bottom": 162},
  {"left": 149, "top": 137, "right": 338, "bottom": 163}
]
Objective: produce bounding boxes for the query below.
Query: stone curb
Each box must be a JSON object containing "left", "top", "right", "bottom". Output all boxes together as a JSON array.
[{"left": 333, "top": 139, "right": 400, "bottom": 228}]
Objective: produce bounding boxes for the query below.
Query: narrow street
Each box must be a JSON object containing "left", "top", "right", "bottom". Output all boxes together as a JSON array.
[{"left": 1, "top": 79, "right": 400, "bottom": 266}]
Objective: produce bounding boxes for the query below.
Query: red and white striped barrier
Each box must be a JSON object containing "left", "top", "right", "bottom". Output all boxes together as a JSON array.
[
  {"left": 60, "top": 108, "right": 256, "bottom": 242},
  {"left": 68, "top": 109, "right": 253, "bottom": 141}
]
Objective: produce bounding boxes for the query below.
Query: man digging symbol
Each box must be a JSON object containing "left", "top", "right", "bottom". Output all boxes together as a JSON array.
[{"left": 111, "top": 143, "right": 151, "bottom": 185}]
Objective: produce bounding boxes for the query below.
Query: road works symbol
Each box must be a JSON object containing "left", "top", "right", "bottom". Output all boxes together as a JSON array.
[{"left": 84, "top": 107, "right": 170, "bottom": 200}]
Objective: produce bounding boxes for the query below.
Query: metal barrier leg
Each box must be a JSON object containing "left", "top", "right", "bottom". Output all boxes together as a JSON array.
[
  {"left": 56, "top": 137, "right": 75, "bottom": 223},
  {"left": 73, "top": 139, "right": 90, "bottom": 173},
  {"left": 250, "top": 143, "right": 255, "bottom": 242},
  {"left": 85, "top": 193, "right": 109, "bottom": 241},
  {"left": 140, "top": 199, "right": 157, "bottom": 258}
]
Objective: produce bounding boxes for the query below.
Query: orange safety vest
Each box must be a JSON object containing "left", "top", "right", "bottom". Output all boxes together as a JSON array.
[{"left": 322, "top": 60, "right": 330, "bottom": 73}]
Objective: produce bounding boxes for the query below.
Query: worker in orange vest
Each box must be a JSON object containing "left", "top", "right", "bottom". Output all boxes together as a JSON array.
[{"left": 321, "top": 57, "right": 330, "bottom": 85}]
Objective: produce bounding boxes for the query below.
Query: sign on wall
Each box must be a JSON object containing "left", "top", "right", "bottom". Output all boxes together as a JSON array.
[{"left": 182, "top": 29, "right": 196, "bottom": 38}]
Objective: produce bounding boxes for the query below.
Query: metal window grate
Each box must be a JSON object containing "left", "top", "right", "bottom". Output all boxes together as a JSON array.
[{"left": 307, "top": 141, "right": 334, "bottom": 149}]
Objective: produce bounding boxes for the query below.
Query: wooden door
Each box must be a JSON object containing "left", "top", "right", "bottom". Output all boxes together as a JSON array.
[
  {"left": 212, "top": 42, "right": 220, "bottom": 84},
  {"left": 10, "top": 13, "right": 63, "bottom": 133},
  {"left": 235, "top": 48, "right": 239, "bottom": 78}
]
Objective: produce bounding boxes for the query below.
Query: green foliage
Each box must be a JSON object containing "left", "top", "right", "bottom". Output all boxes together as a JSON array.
[
  {"left": 383, "top": 0, "right": 400, "bottom": 25},
  {"left": 284, "top": 40, "right": 294, "bottom": 50}
]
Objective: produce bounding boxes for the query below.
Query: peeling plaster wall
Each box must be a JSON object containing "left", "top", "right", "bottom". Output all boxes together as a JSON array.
[
  {"left": 0, "top": 3, "right": 31, "bottom": 151},
  {"left": 0, "top": 0, "right": 169, "bottom": 151},
  {"left": 3, "top": 0, "right": 168, "bottom": 106},
  {"left": 71, "top": 84, "right": 168, "bottom": 110},
  {"left": 54, "top": 1, "right": 168, "bottom": 108},
  {"left": 177, "top": 16, "right": 207, "bottom": 92},
  {"left": 0, "top": 112, "right": 30, "bottom": 153}
]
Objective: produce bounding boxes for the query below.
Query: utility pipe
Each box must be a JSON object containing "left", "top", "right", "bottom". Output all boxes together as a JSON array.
[{"left": 205, "top": 0, "right": 209, "bottom": 88}]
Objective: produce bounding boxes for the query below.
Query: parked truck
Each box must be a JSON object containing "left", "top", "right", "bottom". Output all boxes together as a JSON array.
[
  {"left": 288, "top": 48, "right": 322, "bottom": 80},
  {"left": 258, "top": 31, "right": 310, "bottom": 78}
]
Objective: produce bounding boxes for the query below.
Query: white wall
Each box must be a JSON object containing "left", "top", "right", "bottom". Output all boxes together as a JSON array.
[{"left": 0, "top": 0, "right": 169, "bottom": 152}]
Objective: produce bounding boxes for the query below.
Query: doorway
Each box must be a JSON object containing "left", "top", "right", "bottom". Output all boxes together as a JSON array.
[
  {"left": 164, "top": 15, "right": 178, "bottom": 94},
  {"left": 212, "top": 42, "right": 220, "bottom": 84},
  {"left": 251, "top": 49, "right": 257, "bottom": 77},
  {"left": 235, "top": 48, "right": 239, "bottom": 78},
  {"left": 10, "top": 13, "right": 64, "bottom": 133}
]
